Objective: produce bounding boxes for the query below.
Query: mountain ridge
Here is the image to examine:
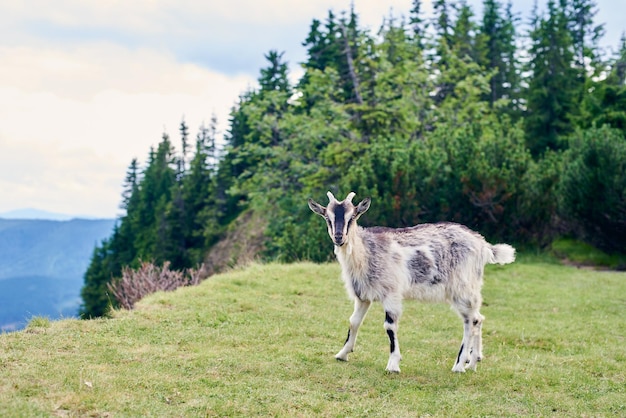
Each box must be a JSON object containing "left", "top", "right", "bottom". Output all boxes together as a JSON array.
[
  {"left": 0, "top": 208, "right": 111, "bottom": 221},
  {"left": 0, "top": 217, "right": 115, "bottom": 331}
]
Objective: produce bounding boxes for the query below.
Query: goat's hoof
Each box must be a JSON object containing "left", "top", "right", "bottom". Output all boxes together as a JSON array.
[
  {"left": 385, "top": 364, "right": 400, "bottom": 373},
  {"left": 335, "top": 355, "right": 348, "bottom": 362},
  {"left": 452, "top": 364, "right": 466, "bottom": 373},
  {"left": 466, "top": 362, "right": 478, "bottom": 371}
]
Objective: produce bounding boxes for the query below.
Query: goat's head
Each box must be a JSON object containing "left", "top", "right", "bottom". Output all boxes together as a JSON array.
[{"left": 308, "top": 191, "right": 371, "bottom": 246}]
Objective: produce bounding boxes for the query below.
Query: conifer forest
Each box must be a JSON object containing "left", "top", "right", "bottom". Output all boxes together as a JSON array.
[{"left": 81, "top": 0, "right": 626, "bottom": 317}]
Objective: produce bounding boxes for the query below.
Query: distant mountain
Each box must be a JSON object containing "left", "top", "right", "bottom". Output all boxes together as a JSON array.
[
  {"left": 0, "top": 275, "right": 83, "bottom": 332},
  {"left": 0, "top": 208, "right": 102, "bottom": 221},
  {"left": 0, "top": 218, "right": 115, "bottom": 332}
]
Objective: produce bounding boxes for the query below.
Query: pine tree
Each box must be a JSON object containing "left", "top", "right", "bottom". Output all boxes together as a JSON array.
[
  {"left": 615, "top": 32, "right": 626, "bottom": 84},
  {"left": 80, "top": 229, "right": 129, "bottom": 318},
  {"left": 568, "top": 0, "right": 605, "bottom": 86},
  {"left": 134, "top": 133, "right": 177, "bottom": 261},
  {"left": 433, "top": 0, "right": 454, "bottom": 49},
  {"left": 451, "top": 1, "right": 478, "bottom": 61},
  {"left": 120, "top": 158, "right": 139, "bottom": 211},
  {"left": 179, "top": 119, "right": 190, "bottom": 174},
  {"left": 302, "top": 10, "right": 342, "bottom": 73},
  {"left": 182, "top": 117, "right": 220, "bottom": 264},
  {"left": 115, "top": 158, "right": 141, "bottom": 269},
  {"left": 409, "top": 0, "right": 428, "bottom": 47},
  {"left": 259, "top": 50, "right": 290, "bottom": 93},
  {"left": 80, "top": 239, "right": 112, "bottom": 318},
  {"left": 580, "top": 33, "right": 626, "bottom": 129},
  {"left": 302, "top": 18, "right": 325, "bottom": 71},
  {"left": 431, "top": 0, "right": 491, "bottom": 108},
  {"left": 430, "top": 0, "right": 459, "bottom": 105},
  {"left": 524, "top": 0, "right": 578, "bottom": 155},
  {"left": 302, "top": 8, "right": 364, "bottom": 104},
  {"left": 479, "top": 0, "right": 520, "bottom": 113},
  {"left": 197, "top": 114, "right": 219, "bottom": 171},
  {"left": 160, "top": 122, "right": 197, "bottom": 270}
]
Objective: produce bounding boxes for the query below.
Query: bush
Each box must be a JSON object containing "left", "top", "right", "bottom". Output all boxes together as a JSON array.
[
  {"left": 339, "top": 115, "right": 532, "bottom": 241},
  {"left": 558, "top": 126, "right": 626, "bottom": 252},
  {"left": 516, "top": 150, "right": 564, "bottom": 245},
  {"left": 108, "top": 262, "right": 203, "bottom": 310}
]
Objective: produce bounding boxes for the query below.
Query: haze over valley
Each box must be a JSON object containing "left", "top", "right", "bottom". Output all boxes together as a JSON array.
[{"left": 0, "top": 214, "right": 114, "bottom": 332}]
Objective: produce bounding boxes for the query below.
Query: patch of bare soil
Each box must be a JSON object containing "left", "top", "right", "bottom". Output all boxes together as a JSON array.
[
  {"left": 201, "top": 210, "right": 267, "bottom": 277},
  {"left": 558, "top": 257, "right": 625, "bottom": 272}
]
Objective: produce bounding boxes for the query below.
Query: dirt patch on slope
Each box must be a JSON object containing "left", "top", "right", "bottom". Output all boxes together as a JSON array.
[{"left": 201, "top": 210, "right": 267, "bottom": 277}]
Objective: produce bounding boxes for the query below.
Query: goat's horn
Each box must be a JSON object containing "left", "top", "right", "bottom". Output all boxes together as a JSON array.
[
  {"left": 327, "top": 191, "right": 337, "bottom": 202},
  {"left": 345, "top": 192, "right": 356, "bottom": 203}
]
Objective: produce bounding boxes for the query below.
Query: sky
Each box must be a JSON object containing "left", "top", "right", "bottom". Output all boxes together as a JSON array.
[{"left": 1, "top": 0, "right": 624, "bottom": 219}]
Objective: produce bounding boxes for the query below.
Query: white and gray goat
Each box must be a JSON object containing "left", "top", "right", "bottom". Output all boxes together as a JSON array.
[{"left": 308, "top": 191, "right": 515, "bottom": 373}]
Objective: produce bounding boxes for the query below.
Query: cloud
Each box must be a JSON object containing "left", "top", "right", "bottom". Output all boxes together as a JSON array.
[
  {"left": 0, "top": 43, "right": 254, "bottom": 217},
  {"left": 0, "top": 136, "right": 122, "bottom": 218},
  {"left": 0, "top": 1, "right": 417, "bottom": 74}
]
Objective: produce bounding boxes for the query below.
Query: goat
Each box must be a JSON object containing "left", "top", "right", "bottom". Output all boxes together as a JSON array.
[{"left": 308, "top": 191, "right": 515, "bottom": 373}]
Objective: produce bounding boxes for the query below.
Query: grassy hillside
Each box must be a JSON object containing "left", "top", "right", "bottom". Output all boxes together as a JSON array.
[{"left": 1, "top": 260, "right": 624, "bottom": 416}]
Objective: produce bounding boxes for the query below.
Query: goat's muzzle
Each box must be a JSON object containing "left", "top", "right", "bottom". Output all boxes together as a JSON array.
[{"left": 333, "top": 234, "right": 346, "bottom": 246}]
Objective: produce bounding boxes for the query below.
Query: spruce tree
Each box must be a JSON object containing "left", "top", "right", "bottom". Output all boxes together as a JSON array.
[
  {"left": 409, "top": 0, "right": 428, "bottom": 47},
  {"left": 80, "top": 239, "right": 114, "bottom": 318},
  {"left": 433, "top": 0, "right": 454, "bottom": 49},
  {"left": 134, "top": 133, "right": 177, "bottom": 262},
  {"left": 451, "top": 1, "right": 478, "bottom": 62},
  {"left": 568, "top": 0, "right": 605, "bottom": 87},
  {"left": 182, "top": 117, "right": 220, "bottom": 264},
  {"left": 580, "top": 33, "right": 626, "bottom": 129},
  {"left": 259, "top": 51, "right": 289, "bottom": 92},
  {"left": 179, "top": 119, "right": 190, "bottom": 174},
  {"left": 120, "top": 158, "right": 140, "bottom": 211},
  {"left": 479, "top": 0, "right": 520, "bottom": 113},
  {"left": 524, "top": 0, "right": 578, "bottom": 155},
  {"left": 114, "top": 159, "right": 141, "bottom": 269}
]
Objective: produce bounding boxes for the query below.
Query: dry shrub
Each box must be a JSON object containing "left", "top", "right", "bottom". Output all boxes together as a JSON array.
[{"left": 108, "top": 261, "right": 203, "bottom": 310}]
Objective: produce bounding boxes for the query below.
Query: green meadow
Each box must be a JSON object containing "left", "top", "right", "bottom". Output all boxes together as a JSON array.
[{"left": 1, "top": 259, "right": 624, "bottom": 417}]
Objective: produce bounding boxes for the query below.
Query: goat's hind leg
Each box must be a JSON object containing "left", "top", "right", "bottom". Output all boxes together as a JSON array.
[
  {"left": 383, "top": 301, "right": 402, "bottom": 373},
  {"left": 452, "top": 307, "right": 484, "bottom": 372},
  {"left": 336, "top": 299, "right": 371, "bottom": 361},
  {"left": 466, "top": 312, "right": 485, "bottom": 371}
]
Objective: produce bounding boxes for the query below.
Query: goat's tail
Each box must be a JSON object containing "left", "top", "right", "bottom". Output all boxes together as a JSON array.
[{"left": 488, "top": 244, "right": 516, "bottom": 265}]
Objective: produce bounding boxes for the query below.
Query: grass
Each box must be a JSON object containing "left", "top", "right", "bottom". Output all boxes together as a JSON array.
[
  {"left": 1, "top": 260, "right": 624, "bottom": 417},
  {"left": 24, "top": 316, "right": 51, "bottom": 329},
  {"left": 550, "top": 238, "right": 626, "bottom": 270}
]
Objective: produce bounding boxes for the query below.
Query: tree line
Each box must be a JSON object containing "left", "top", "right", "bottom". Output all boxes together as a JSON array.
[{"left": 81, "top": 0, "right": 626, "bottom": 318}]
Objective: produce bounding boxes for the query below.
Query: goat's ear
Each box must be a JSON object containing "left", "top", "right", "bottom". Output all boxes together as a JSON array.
[
  {"left": 308, "top": 198, "right": 326, "bottom": 217},
  {"left": 355, "top": 197, "right": 371, "bottom": 217}
]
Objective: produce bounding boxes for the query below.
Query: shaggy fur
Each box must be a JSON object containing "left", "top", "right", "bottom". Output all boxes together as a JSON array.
[{"left": 308, "top": 191, "right": 515, "bottom": 373}]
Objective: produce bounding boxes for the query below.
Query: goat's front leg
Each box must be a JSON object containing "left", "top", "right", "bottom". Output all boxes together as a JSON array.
[
  {"left": 335, "top": 299, "right": 371, "bottom": 361},
  {"left": 383, "top": 300, "right": 403, "bottom": 373}
]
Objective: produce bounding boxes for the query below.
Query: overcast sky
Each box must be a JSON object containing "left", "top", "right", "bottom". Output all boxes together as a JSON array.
[{"left": 1, "top": 0, "right": 624, "bottom": 218}]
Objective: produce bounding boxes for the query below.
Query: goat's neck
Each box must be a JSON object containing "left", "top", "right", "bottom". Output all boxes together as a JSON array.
[{"left": 334, "top": 226, "right": 368, "bottom": 278}]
